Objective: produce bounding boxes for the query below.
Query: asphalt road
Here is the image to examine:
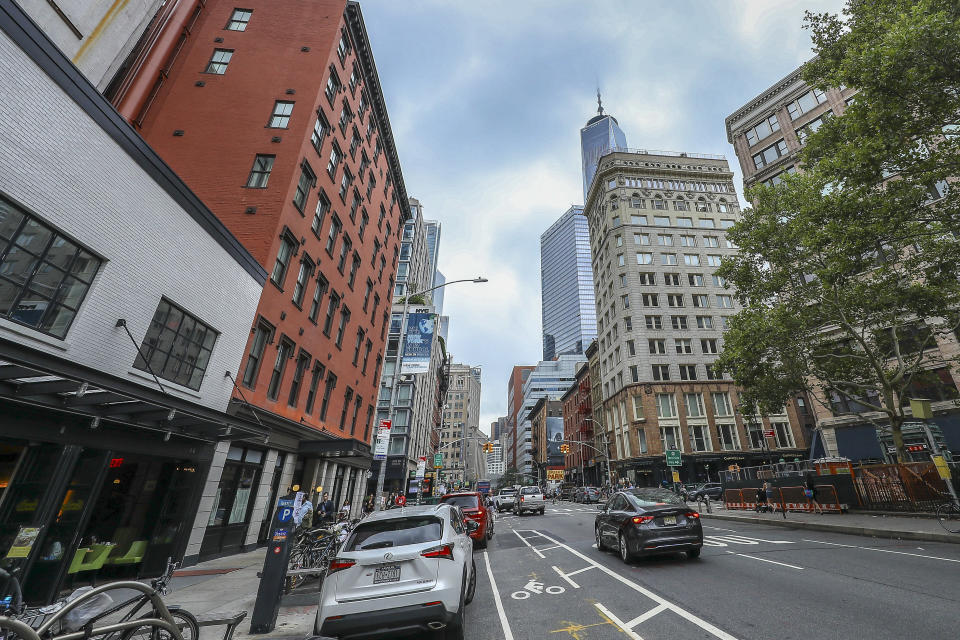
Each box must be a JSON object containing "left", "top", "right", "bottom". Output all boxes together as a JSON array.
[{"left": 462, "top": 502, "right": 960, "bottom": 640}]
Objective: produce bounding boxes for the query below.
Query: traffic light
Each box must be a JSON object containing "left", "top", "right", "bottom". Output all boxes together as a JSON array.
[{"left": 560, "top": 444, "right": 570, "bottom": 454}]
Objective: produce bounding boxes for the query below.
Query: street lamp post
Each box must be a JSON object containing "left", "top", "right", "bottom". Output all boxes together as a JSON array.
[
  {"left": 375, "top": 276, "right": 487, "bottom": 511},
  {"left": 575, "top": 417, "right": 615, "bottom": 489}
]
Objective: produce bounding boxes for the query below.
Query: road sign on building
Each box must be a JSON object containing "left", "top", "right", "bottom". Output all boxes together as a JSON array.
[
  {"left": 434, "top": 453, "right": 443, "bottom": 468},
  {"left": 665, "top": 449, "right": 682, "bottom": 467}
]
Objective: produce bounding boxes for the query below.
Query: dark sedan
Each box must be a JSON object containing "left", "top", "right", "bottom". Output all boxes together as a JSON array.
[{"left": 595, "top": 488, "right": 703, "bottom": 563}]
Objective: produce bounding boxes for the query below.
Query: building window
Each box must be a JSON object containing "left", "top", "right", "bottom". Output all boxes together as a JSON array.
[
  {"left": 796, "top": 112, "right": 831, "bottom": 144},
  {"left": 653, "top": 215, "right": 670, "bottom": 226},
  {"left": 745, "top": 114, "right": 781, "bottom": 146},
  {"left": 679, "top": 364, "right": 697, "bottom": 381},
  {"left": 362, "top": 339, "right": 372, "bottom": 374},
  {"left": 786, "top": 88, "right": 827, "bottom": 120},
  {"left": 205, "top": 48, "right": 233, "bottom": 74},
  {"left": 293, "top": 161, "right": 316, "bottom": 212},
  {"left": 266, "top": 337, "right": 294, "bottom": 400},
  {"left": 752, "top": 139, "right": 789, "bottom": 169},
  {"left": 683, "top": 254, "right": 700, "bottom": 267},
  {"left": 335, "top": 306, "right": 351, "bottom": 347},
  {"left": 322, "top": 292, "right": 340, "bottom": 336},
  {"left": 352, "top": 328, "right": 365, "bottom": 365},
  {"left": 288, "top": 349, "right": 311, "bottom": 407},
  {"left": 652, "top": 198, "right": 667, "bottom": 211},
  {"left": 689, "top": 424, "right": 712, "bottom": 452},
  {"left": 636, "top": 252, "right": 653, "bottom": 265},
  {"left": 688, "top": 274, "right": 705, "bottom": 287},
  {"left": 701, "top": 338, "right": 719, "bottom": 354},
  {"left": 359, "top": 210, "right": 369, "bottom": 240},
  {"left": 671, "top": 315, "right": 688, "bottom": 330},
  {"left": 648, "top": 338, "right": 665, "bottom": 354},
  {"left": 242, "top": 319, "right": 274, "bottom": 387},
  {"left": 638, "top": 272, "right": 656, "bottom": 286},
  {"left": 270, "top": 233, "right": 296, "bottom": 287},
  {"left": 661, "top": 253, "right": 678, "bottom": 265},
  {"left": 676, "top": 217, "right": 693, "bottom": 228},
  {"left": 312, "top": 189, "right": 331, "bottom": 236},
  {"left": 304, "top": 361, "right": 326, "bottom": 414},
  {"left": 308, "top": 272, "right": 329, "bottom": 323},
  {"left": 712, "top": 392, "right": 733, "bottom": 417},
  {"left": 675, "top": 338, "right": 692, "bottom": 354},
  {"left": 0, "top": 200, "right": 102, "bottom": 338},
  {"left": 339, "top": 167, "right": 354, "bottom": 199},
  {"left": 325, "top": 67, "right": 341, "bottom": 105},
  {"left": 226, "top": 8, "right": 252, "bottom": 30},
  {"left": 319, "top": 372, "right": 337, "bottom": 420},
  {"left": 246, "top": 154, "right": 274, "bottom": 188},
  {"left": 717, "top": 423, "right": 740, "bottom": 450},
  {"left": 673, "top": 200, "right": 689, "bottom": 211},
  {"left": 656, "top": 393, "right": 677, "bottom": 418},
  {"left": 641, "top": 293, "right": 658, "bottom": 307},
  {"left": 692, "top": 294, "right": 709, "bottom": 308},
  {"left": 664, "top": 273, "right": 681, "bottom": 286},
  {"left": 268, "top": 101, "right": 294, "bottom": 128},
  {"left": 698, "top": 217, "right": 715, "bottom": 227},
  {"left": 696, "top": 315, "right": 713, "bottom": 329},
  {"left": 657, "top": 234, "right": 673, "bottom": 247},
  {"left": 311, "top": 110, "right": 330, "bottom": 152},
  {"left": 645, "top": 315, "right": 662, "bottom": 330},
  {"left": 291, "top": 255, "right": 314, "bottom": 306},
  {"left": 134, "top": 299, "right": 219, "bottom": 391},
  {"left": 325, "top": 215, "right": 342, "bottom": 255},
  {"left": 705, "top": 364, "right": 722, "bottom": 380},
  {"left": 621, "top": 294, "right": 630, "bottom": 309},
  {"left": 667, "top": 294, "right": 683, "bottom": 308},
  {"left": 337, "top": 236, "right": 352, "bottom": 273},
  {"left": 652, "top": 364, "right": 670, "bottom": 381},
  {"left": 772, "top": 421, "right": 796, "bottom": 448},
  {"left": 716, "top": 295, "right": 734, "bottom": 308}
]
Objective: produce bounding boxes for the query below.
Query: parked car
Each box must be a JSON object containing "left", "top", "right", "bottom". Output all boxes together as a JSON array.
[
  {"left": 314, "top": 503, "right": 477, "bottom": 640},
  {"left": 493, "top": 488, "right": 517, "bottom": 512},
  {"left": 440, "top": 492, "right": 494, "bottom": 548},
  {"left": 691, "top": 482, "right": 723, "bottom": 501},
  {"left": 595, "top": 488, "right": 703, "bottom": 563},
  {"left": 514, "top": 486, "right": 545, "bottom": 516},
  {"left": 574, "top": 487, "right": 600, "bottom": 503},
  {"left": 559, "top": 484, "right": 577, "bottom": 500}
]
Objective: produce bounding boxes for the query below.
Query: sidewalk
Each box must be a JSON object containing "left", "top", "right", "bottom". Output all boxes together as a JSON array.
[
  {"left": 164, "top": 549, "right": 316, "bottom": 640},
  {"left": 701, "top": 505, "right": 958, "bottom": 545}
]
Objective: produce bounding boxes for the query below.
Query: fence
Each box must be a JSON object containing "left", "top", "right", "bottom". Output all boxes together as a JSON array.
[
  {"left": 724, "top": 484, "right": 845, "bottom": 513},
  {"left": 853, "top": 462, "right": 956, "bottom": 512}
]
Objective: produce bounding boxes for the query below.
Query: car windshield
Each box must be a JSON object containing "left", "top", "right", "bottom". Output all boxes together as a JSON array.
[
  {"left": 626, "top": 488, "right": 685, "bottom": 507},
  {"left": 521, "top": 487, "right": 540, "bottom": 495},
  {"left": 441, "top": 495, "right": 479, "bottom": 509},
  {"left": 500, "top": 489, "right": 516, "bottom": 495},
  {"left": 346, "top": 516, "right": 443, "bottom": 551}
]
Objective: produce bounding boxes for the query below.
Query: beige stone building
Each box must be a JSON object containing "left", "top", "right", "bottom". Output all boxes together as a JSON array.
[
  {"left": 583, "top": 137, "right": 809, "bottom": 485},
  {"left": 439, "top": 363, "right": 483, "bottom": 486}
]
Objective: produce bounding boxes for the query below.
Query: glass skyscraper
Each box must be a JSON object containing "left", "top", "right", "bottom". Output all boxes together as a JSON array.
[
  {"left": 540, "top": 206, "right": 596, "bottom": 361},
  {"left": 580, "top": 105, "right": 627, "bottom": 200}
]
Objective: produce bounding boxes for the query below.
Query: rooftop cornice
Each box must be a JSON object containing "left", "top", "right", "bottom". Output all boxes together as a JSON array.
[{"left": 724, "top": 65, "right": 806, "bottom": 143}]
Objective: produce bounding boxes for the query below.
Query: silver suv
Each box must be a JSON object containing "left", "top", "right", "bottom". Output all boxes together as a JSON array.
[
  {"left": 514, "top": 486, "right": 545, "bottom": 516},
  {"left": 494, "top": 488, "right": 517, "bottom": 512}
]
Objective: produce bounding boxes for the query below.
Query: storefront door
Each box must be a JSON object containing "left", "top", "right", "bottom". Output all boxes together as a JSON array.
[{"left": 200, "top": 446, "right": 263, "bottom": 558}]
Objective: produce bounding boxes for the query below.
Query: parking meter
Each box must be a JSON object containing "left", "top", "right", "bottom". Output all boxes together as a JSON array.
[{"left": 250, "top": 494, "right": 296, "bottom": 633}]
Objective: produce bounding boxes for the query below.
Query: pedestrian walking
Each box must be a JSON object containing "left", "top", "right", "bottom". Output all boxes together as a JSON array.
[
  {"left": 363, "top": 494, "right": 374, "bottom": 515},
  {"left": 804, "top": 474, "right": 825, "bottom": 514},
  {"left": 319, "top": 492, "right": 335, "bottom": 524},
  {"left": 764, "top": 481, "right": 776, "bottom": 513},
  {"left": 755, "top": 485, "right": 767, "bottom": 512}
]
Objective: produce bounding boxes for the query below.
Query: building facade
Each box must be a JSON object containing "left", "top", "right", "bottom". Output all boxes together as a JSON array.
[
  {"left": 505, "top": 365, "right": 534, "bottom": 471},
  {"left": 0, "top": 2, "right": 269, "bottom": 601},
  {"left": 583, "top": 109, "right": 808, "bottom": 485},
  {"left": 527, "top": 398, "right": 563, "bottom": 486},
  {"left": 541, "top": 206, "right": 596, "bottom": 361},
  {"left": 561, "top": 362, "right": 596, "bottom": 485},
  {"left": 581, "top": 98, "right": 628, "bottom": 200},
  {"left": 486, "top": 440, "right": 505, "bottom": 478},
  {"left": 725, "top": 65, "right": 960, "bottom": 460},
  {"left": 438, "top": 364, "right": 482, "bottom": 487}
]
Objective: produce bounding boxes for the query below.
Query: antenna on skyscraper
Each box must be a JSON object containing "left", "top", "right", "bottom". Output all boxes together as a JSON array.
[{"left": 596, "top": 87, "right": 604, "bottom": 116}]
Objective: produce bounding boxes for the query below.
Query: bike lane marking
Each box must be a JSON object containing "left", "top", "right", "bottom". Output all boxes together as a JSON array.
[
  {"left": 801, "top": 538, "right": 960, "bottom": 564},
  {"left": 481, "top": 550, "right": 515, "bottom": 640},
  {"left": 527, "top": 529, "right": 740, "bottom": 640},
  {"left": 593, "top": 603, "right": 645, "bottom": 640}
]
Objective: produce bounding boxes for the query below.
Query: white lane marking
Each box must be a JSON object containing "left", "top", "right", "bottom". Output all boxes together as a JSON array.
[
  {"left": 595, "top": 603, "right": 645, "bottom": 640},
  {"left": 539, "top": 545, "right": 562, "bottom": 551},
  {"left": 512, "top": 529, "right": 544, "bottom": 558},
  {"left": 482, "top": 551, "right": 514, "bottom": 640},
  {"left": 702, "top": 538, "right": 728, "bottom": 547},
  {"left": 704, "top": 525, "right": 739, "bottom": 532},
  {"left": 531, "top": 530, "right": 740, "bottom": 640},
  {"left": 710, "top": 535, "right": 758, "bottom": 545},
  {"left": 552, "top": 565, "right": 580, "bottom": 589},
  {"left": 724, "top": 550, "right": 804, "bottom": 570},
  {"left": 801, "top": 538, "right": 960, "bottom": 563},
  {"left": 625, "top": 603, "right": 669, "bottom": 629}
]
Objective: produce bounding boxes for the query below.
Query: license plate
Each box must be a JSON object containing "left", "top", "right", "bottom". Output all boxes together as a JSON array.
[
  {"left": 373, "top": 564, "right": 401, "bottom": 584},
  {"left": 663, "top": 515, "right": 677, "bottom": 525}
]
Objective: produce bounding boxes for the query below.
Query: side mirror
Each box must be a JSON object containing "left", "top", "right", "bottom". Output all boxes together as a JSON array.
[{"left": 465, "top": 520, "right": 479, "bottom": 533}]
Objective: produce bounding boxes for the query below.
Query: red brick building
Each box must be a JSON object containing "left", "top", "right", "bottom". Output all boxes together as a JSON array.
[
  {"left": 506, "top": 365, "right": 534, "bottom": 470},
  {"left": 561, "top": 362, "right": 594, "bottom": 485},
  {"left": 107, "top": 0, "right": 408, "bottom": 533}
]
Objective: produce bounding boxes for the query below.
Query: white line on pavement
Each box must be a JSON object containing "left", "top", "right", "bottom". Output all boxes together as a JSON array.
[
  {"left": 595, "top": 603, "right": 645, "bottom": 640},
  {"left": 482, "top": 551, "right": 514, "bottom": 640},
  {"left": 625, "top": 603, "right": 670, "bottom": 629},
  {"left": 801, "top": 538, "right": 960, "bottom": 563},
  {"left": 512, "top": 529, "right": 545, "bottom": 558},
  {"left": 703, "top": 525, "right": 739, "bottom": 532},
  {"left": 724, "top": 550, "right": 804, "bottom": 570},
  {"left": 552, "top": 565, "right": 580, "bottom": 588},
  {"left": 531, "top": 530, "right": 740, "bottom": 640}
]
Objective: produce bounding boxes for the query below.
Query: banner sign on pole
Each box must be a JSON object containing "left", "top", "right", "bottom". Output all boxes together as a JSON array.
[
  {"left": 374, "top": 419, "right": 391, "bottom": 460},
  {"left": 416, "top": 456, "right": 426, "bottom": 479},
  {"left": 399, "top": 313, "right": 436, "bottom": 374}
]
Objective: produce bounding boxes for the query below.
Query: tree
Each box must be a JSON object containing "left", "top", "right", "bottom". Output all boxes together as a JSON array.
[{"left": 717, "top": 0, "right": 960, "bottom": 462}]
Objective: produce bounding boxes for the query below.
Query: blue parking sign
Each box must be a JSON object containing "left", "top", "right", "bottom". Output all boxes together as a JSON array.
[{"left": 278, "top": 506, "right": 293, "bottom": 523}]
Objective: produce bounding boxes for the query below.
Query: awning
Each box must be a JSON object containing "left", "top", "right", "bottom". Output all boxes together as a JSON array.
[
  {"left": 299, "top": 438, "right": 372, "bottom": 468},
  {"left": 0, "top": 338, "right": 267, "bottom": 443}
]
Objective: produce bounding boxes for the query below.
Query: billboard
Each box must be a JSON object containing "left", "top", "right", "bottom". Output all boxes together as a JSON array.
[
  {"left": 546, "top": 416, "right": 565, "bottom": 466},
  {"left": 546, "top": 469, "right": 565, "bottom": 481},
  {"left": 400, "top": 312, "right": 436, "bottom": 374}
]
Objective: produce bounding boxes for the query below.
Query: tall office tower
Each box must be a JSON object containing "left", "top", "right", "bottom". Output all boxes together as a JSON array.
[
  {"left": 107, "top": 1, "right": 410, "bottom": 532},
  {"left": 580, "top": 94, "right": 627, "bottom": 200},
  {"left": 517, "top": 355, "right": 587, "bottom": 476},
  {"left": 486, "top": 441, "right": 505, "bottom": 478},
  {"left": 425, "top": 220, "right": 442, "bottom": 284},
  {"left": 439, "top": 364, "right": 482, "bottom": 486},
  {"left": 541, "top": 205, "right": 597, "bottom": 360},
  {"left": 432, "top": 271, "right": 446, "bottom": 316},
  {"left": 506, "top": 365, "right": 535, "bottom": 470},
  {"left": 584, "top": 132, "right": 807, "bottom": 486},
  {"left": 401, "top": 198, "right": 433, "bottom": 299}
]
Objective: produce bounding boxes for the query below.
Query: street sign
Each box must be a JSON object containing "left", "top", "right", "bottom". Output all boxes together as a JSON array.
[
  {"left": 665, "top": 449, "right": 682, "bottom": 467},
  {"left": 416, "top": 456, "right": 426, "bottom": 479},
  {"left": 433, "top": 453, "right": 443, "bottom": 468},
  {"left": 671, "top": 470, "right": 681, "bottom": 483},
  {"left": 374, "top": 419, "right": 391, "bottom": 460},
  {"left": 763, "top": 429, "right": 775, "bottom": 438}
]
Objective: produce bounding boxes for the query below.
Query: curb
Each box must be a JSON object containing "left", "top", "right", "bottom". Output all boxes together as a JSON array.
[{"left": 700, "top": 512, "right": 960, "bottom": 545}]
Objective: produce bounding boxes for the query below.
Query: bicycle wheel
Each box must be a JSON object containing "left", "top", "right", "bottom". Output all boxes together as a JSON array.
[
  {"left": 119, "top": 610, "right": 197, "bottom": 640},
  {"left": 937, "top": 501, "right": 960, "bottom": 534}
]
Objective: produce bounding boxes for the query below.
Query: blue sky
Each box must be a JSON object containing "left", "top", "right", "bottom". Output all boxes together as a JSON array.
[{"left": 360, "top": 0, "right": 845, "bottom": 434}]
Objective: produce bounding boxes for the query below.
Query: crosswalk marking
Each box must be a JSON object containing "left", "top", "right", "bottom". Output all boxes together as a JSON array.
[{"left": 703, "top": 535, "right": 795, "bottom": 547}]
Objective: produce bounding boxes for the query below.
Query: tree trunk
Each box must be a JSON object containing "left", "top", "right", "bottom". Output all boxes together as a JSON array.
[{"left": 889, "top": 414, "right": 907, "bottom": 463}]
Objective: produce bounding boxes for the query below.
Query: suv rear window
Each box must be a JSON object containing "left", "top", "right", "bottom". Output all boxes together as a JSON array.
[
  {"left": 500, "top": 489, "right": 516, "bottom": 495},
  {"left": 346, "top": 516, "right": 443, "bottom": 551},
  {"left": 441, "top": 495, "right": 479, "bottom": 509},
  {"left": 520, "top": 487, "right": 540, "bottom": 495}
]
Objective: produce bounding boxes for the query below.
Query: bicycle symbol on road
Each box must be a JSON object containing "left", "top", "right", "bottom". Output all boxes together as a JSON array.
[{"left": 511, "top": 579, "right": 565, "bottom": 599}]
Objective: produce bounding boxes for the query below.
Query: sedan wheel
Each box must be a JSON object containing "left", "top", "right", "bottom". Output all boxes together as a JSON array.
[
  {"left": 596, "top": 526, "right": 606, "bottom": 551},
  {"left": 619, "top": 532, "right": 632, "bottom": 563}
]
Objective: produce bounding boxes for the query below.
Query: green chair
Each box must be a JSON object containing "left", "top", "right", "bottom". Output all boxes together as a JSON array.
[
  {"left": 66, "top": 548, "right": 90, "bottom": 574},
  {"left": 105, "top": 540, "right": 147, "bottom": 566},
  {"left": 71, "top": 544, "right": 113, "bottom": 573}
]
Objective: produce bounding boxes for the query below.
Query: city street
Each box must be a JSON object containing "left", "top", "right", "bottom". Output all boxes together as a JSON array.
[{"left": 463, "top": 504, "right": 960, "bottom": 640}]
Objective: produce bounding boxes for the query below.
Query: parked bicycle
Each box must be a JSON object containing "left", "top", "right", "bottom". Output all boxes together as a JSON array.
[
  {"left": 286, "top": 519, "right": 357, "bottom": 592},
  {"left": 936, "top": 500, "right": 960, "bottom": 534},
  {"left": 1, "top": 558, "right": 193, "bottom": 640}
]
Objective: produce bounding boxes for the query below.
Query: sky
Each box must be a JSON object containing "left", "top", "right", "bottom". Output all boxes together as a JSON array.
[{"left": 359, "top": 0, "right": 846, "bottom": 435}]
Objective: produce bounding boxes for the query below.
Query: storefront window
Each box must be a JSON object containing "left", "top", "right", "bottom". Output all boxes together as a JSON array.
[{"left": 201, "top": 446, "right": 265, "bottom": 558}]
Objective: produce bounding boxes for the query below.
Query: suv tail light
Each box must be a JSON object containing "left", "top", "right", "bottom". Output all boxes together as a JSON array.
[
  {"left": 632, "top": 515, "right": 654, "bottom": 524},
  {"left": 421, "top": 544, "right": 454, "bottom": 560},
  {"left": 685, "top": 512, "right": 700, "bottom": 519},
  {"left": 328, "top": 558, "right": 356, "bottom": 574},
  {"left": 520, "top": 496, "right": 524, "bottom": 502}
]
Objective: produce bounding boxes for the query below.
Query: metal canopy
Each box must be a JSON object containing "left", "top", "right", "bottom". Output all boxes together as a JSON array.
[{"left": 0, "top": 341, "right": 267, "bottom": 443}]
